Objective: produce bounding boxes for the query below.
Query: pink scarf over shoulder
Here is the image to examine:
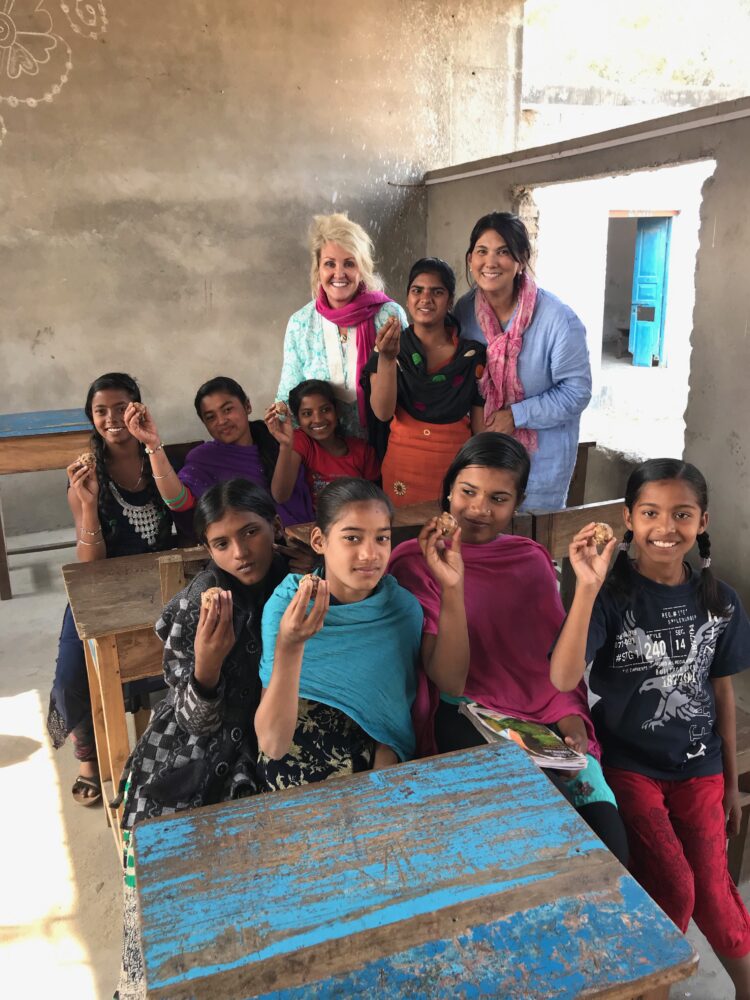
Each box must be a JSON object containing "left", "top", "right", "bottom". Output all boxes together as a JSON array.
[
  {"left": 476, "top": 272, "right": 539, "bottom": 453},
  {"left": 315, "top": 285, "right": 394, "bottom": 427}
]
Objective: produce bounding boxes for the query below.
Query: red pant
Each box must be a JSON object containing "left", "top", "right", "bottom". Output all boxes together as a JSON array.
[{"left": 604, "top": 766, "right": 750, "bottom": 959}]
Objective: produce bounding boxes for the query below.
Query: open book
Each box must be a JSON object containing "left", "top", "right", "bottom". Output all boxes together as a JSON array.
[{"left": 458, "top": 702, "right": 587, "bottom": 772}]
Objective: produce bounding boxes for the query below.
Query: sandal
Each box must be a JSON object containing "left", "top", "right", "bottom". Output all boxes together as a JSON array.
[{"left": 72, "top": 774, "right": 102, "bottom": 807}]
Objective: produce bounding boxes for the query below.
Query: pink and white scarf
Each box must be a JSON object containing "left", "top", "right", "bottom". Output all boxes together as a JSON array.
[{"left": 477, "top": 272, "right": 539, "bottom": 453}]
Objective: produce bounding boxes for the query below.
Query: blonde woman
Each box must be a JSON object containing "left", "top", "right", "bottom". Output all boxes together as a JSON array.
[{"left": 276, "top": 212, "right": 406, "bottom": 438}]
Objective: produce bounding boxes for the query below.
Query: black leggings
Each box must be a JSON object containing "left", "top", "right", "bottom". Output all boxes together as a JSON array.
[{"left": 434, "top": 700, "right": 629, "bottom": 866}]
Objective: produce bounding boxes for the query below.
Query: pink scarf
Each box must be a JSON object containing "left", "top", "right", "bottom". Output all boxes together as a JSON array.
[
  {"left": 477, "top": 272, "right": 539, "bottom": 454},
  {"left": 315, "top": 286, "right": 394, "bottom": 427}
]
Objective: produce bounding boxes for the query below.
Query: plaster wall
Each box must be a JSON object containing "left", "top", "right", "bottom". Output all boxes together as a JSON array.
[
  {"left": 0, "top": 0, "right": 523, "bottom": 534},
  {"left": 426, "top": 100, "right": 750, "bottom": 603}
]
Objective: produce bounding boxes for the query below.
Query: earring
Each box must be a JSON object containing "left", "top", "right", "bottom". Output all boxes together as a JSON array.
[{"left": 447, "top": 493, "right": 452, "bottom": 502}]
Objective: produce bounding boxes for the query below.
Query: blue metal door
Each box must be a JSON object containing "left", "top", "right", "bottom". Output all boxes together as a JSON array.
[{"left": 629, "top": 217, "right": 671, "bottom": 366}]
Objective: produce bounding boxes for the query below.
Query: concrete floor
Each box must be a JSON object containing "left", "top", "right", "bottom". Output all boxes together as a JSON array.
[{"left": 0, "top": 529, "right": 745, "bottom": 999}]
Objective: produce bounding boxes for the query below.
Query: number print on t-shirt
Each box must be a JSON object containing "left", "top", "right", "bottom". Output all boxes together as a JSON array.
[{"left": 614, "top": 604, "right": 731, "bottom": 739}]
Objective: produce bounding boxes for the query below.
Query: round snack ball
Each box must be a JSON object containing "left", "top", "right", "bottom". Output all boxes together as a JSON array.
[
  {"left": 437, "top": 512, "right": 458, "bottom": 537},
  {"left": 76, "top": 451, "right": 96, "bottom": 469},
  {"left": 299, "top": 573, "right": 320, "bottom": 598},
  {"left": 200, "top": 586, "right": 223, "bottom": 610},
  {"left": 131, "top": 401, "right": 147, "bottom": 424},
  {"left": 274, "top": 401, "right": 288, "bottom": 423},
  {"left": 592, "top": 522, "right": 614, "bottom": 547}
]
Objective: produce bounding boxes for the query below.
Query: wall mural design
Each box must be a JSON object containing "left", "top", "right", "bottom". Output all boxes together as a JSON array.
[{"left": 0, "top": 0, "right": 107, "bottom": 147}]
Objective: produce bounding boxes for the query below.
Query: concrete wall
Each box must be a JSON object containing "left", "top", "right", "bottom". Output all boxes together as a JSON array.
[
  {"left": 425, "top": 98, "right": 750, "bottom": 603},
  {"left": 0, "top": 0, "right": 523, "bottom": 534},
  {"left": 602, "top": 219, "right": 637, "bottom": 346}
]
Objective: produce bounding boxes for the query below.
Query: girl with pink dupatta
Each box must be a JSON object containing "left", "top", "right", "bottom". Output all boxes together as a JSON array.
[
  {"left": 454, "top": 212, "right": 592, "bottom": 511},
  {"left": 276, "top": 212, "right": 407, "bottom": 440}
]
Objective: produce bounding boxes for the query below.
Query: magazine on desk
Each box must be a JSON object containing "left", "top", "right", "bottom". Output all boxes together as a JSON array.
[{"left": 458, "top": 702, "right": 587, "bottom": 772}]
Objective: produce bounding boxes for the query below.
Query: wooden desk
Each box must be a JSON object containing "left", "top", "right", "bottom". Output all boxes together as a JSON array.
[
  {"left": 0, "top": 408, "right": 91, "bottom": 599},
  {"left": 63, "top": 545, "right": 206, "bottom": 850},
  {"left": 134, "top": 743, "right": 697, "bottom": 999}
]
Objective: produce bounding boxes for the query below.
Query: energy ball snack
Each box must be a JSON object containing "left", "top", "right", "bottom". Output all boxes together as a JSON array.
[
  {"left": 200, "top": 586, "right": 222, "bottom": 611},
  {"left": 75, "top": 451, "right": 96, "bottom": 469},
  {"left": 436, "top": 512, "right": 459, "bottom": 537},
  {"left": 131, "top": 401, "right": 147, "bottom": 424},
  {"left": 592, "top": 522, "right": 614, "bottom": 548},
  {"left": 299, "top": 573, "right": 320, "bottom": 599},
  {"left": 274, "top": 401, "right": 289, "bottom": 423}
]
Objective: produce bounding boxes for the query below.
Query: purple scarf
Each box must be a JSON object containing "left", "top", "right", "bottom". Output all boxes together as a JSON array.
[{"left": 315, "top": 285, "right": 394, "bottom": 427}]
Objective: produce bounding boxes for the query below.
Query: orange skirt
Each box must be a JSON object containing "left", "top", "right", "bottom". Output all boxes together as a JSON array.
[{"left": 381, "top": 409, "right": 471, "bottom": 508}]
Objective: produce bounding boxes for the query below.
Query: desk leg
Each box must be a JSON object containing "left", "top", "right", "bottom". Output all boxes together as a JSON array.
[
  {"left": 84, "top": 639, "right": 111, "bottom": 784},
  {"left": 0, "top": 493, "right": 12, "bottom": 600},
  {"left": 91, "top": 635, "right": 130, "bottom": 854}
]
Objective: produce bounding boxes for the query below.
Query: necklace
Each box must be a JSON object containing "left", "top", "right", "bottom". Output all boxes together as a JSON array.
[
  {"left": 110, "top": 457, "right": 145, "bottom": 492},
  {"left": 108, "top": 480, "right": 161, "bottom": 546}
]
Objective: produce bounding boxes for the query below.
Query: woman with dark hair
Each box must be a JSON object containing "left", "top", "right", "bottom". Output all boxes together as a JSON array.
[
  {"left": 47, "top": 373, "right": 174, "bottom": 805},
  {"left": 362, "top": 257, "right": 486, "bottom": 507},
  {"left": 276, "top": 213, "right": 407, "bottom": 439},
  {"left": 454, "top": 212, "right": 592, "bottom": 511},
  {"left": 114, "top": 478, "right": 290, "bottom": 998},
  {"left": 389, "top": 433, "right": 628, "bottom": 863},
  {"left": 123, "top": 375, "right": 314, "bottom": 534}
]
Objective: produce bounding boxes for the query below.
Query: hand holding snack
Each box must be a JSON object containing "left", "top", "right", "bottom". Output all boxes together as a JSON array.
[
  {"left": 374, "top": 316, "right": 401, "bottom": 360},
  {"left": 67, "top": 453, "right": 99, "bottom": 505},
  {"left": 277, "top": 575, "right": 329, "bottom": 647},
  {"left": 418, "top": 515, "right": 464, "bottom": 592},
  {"left": 124, "top": 401, "right": 161, "bottom": 450},
  {"left": 568, "top": 522, "right": 618, "bottom": 591},
  {"left": 264, "top": 401, "right": 294, "bottom": 446},
  {"left": 194, "top": 588, "right": 235, "bottom": 686}
]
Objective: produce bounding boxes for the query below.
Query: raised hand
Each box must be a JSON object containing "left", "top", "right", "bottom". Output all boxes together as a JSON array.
[
  {"left": 264, "top": 402, "right": 294, "bottom": 447},
  {"left": 418, "top": 517, "right": 464, "bottom": 592},
  {"left": 277, "top": 576, "right": 330, "bottom": 647},
  {"left": 374, "top": 316, "right": 401, "bottom": 360},
  {"left": 194, "top": 590, "right": 236, "bottom": 687},
  {"left": 568, "top": 523, "right": 618, "bottom": 591},
  {"left": 67, "top": 457, "right": 99, "bottom": 506},
  {"left": 124, "top": 402, "right": 161, "bottom": 451}
]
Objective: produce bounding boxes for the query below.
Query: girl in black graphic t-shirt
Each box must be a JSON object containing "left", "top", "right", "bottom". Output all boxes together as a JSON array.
[{"left": 551, "top": 459, "right": 750, "bottom": 997}]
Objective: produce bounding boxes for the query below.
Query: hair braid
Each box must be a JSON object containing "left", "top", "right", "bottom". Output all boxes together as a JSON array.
[
  {"left": 90, "top": 429, "right": 117, "bottom": 548},
  {"left": 605, "top": 529, "right": 634, "bottom": 608},
  {"left": 696, "top": 531, "right": 729, "bottom": 617}
]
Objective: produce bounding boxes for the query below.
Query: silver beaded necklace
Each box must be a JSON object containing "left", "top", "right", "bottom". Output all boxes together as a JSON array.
[{"left": 108, "top": 481, "right": 161, "bottom": 546}]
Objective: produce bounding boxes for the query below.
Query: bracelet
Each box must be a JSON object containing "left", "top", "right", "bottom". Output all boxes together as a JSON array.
[
  {"left": 164, "top": 484, "right": 187, "bottom": 508},
  {"left": 80, "top": 526, "right": 102, "bottom": 537},
  {"left": 144, "top": 442, "right": 163, "bottom": 455},
  {"left": 78, "top": 536, "right": 105, "bottom": 546},
  {"left": 153, "top": 472, "right": 170, "bottom": 480}
]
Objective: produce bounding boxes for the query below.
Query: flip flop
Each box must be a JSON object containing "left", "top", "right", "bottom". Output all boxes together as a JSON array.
[{"left": 72, "top": 774, "right": 102, "bottom": 807}]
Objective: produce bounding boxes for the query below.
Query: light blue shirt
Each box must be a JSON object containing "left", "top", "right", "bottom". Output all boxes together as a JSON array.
[{"left": 454, "top": 287, "right": 592, "bottom": 511}]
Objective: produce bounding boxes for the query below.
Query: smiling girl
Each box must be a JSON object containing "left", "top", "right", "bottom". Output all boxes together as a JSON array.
[
  {"left": 265, "top": 379, "right": 379, "bottom": 508},
  {"left": 254, "top": 477, "right": 467, "bottom": 789},
  {"left": 551, "top": 459, "right": 750, "bottom": 997},
  {"left": 47, "top": 373, "right": 172, "bottom": 806},
  {"left": 389, "top": 433, "right": 627, "bottom": 862}
]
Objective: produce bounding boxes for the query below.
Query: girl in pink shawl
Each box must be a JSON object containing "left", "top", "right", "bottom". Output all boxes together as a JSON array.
[
  {"left": 276, "top": 213, "right": 407, "bottom": 440},
  {"left": 389, "top": 432, "right": 628, "bottom": 864}
]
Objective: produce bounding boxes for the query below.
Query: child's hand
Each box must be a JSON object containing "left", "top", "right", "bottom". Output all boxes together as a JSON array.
[
  {"left": 569, "top": 523, "right": 618, "bottom": 591},
  {"left": 67, "top": 459, "right": 99, "bottom": 506},
  {"left": 418, "top": 517, "right": 464, "bottom": 592},
  {"left": 264, "top": 403, "right": 294, "bottom": 447},
  {"left": 277, "top": 577, "right": 330, "bottom": 647},
  {"left": 557, "top": 714, "right": 589, "bottom": 755},
  {"left": 194, "top": 590, "right": 235, "bottom": 687},
  {"left": 374, "top": 316, "right": 401, "bottom": 360},
  {"left": 273, "top": 537, "right": 315, "bottom": 574},
  {"left": 725, "top": 782, "right": 742, "bottom": 838},
  {"left": 123, "top": 402, "right": 161, "bottom": 450},
  {"left": 373, "top": 743, "right": 398, "bottom": 769}
]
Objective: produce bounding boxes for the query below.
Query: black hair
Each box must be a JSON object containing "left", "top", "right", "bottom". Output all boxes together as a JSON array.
[
  {"left": 607, "top": 458, "right": 728, "bottom": 616},
  {"left": 441, "top": 432, "right": 530, "bottom": 510},
  {"left": 193, "top": 478, "right": 277, "bottom": 544},
  {"left": 287, "top": 379, "right": 345, "bottom": 443},
  {"left": 407, "top": 257, "right": 456, "bottom": 299},
  {"left": 464, "top": 211, "right": 531, "bottom": 287},
  {"left": 315, "top": 477, "right": 393, "bottom": 535},
  {"left": 193, "top": 376, "right": 249, "bottom": 418},
  {"left": 84, "top": 372, "right": 170, "bottom": 548}
]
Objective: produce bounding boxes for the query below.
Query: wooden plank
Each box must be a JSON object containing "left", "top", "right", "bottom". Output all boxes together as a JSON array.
[
  {"left": 567, "top": 439, "right": 595, "bottom": 507},
  {"left": 135, "top": 744, "right": 696, "bottom": 999},
  {"left": 159, "top": 553, "right": 186, "bottom": 605},
  {"left": 532, "top": 498, "right": 625, "bottom": 561},
  {"left": 91, "top": 635, "right": 129, "bottom": 851},
  {"left": 0, "top": 408, "right": 89, "bottom": 436},
  {"left": 116, "top": 629, "right": 164, "bottom": 683},
  {"left": 0, "top": 493, "right": 11, "bottom": 600},
  {"left": 0, "top": 429, "right": 92, "bottom": 474},
  {"left": 84, "top": 639, "right": 111, "bottom": 784}
]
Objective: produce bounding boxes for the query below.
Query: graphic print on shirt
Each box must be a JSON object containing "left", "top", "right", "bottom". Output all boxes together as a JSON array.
[{"left": 614, "top": 603, "right": 732, "bottom": 757}]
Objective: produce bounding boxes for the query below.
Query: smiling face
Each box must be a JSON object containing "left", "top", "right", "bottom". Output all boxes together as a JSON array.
[
  {"left": 199, "top": 391, "right": 252, "bottom": 447},
  {"left": 297, "top": 393, "right": 338, "bottom": 443},
  {"left": 318, "top": 241, "right": 362, "bottom": 307},
  {"left": 447, "top": 465, "right": 520, "bottom": 544},
  {"left": 624, "top": 479, "right": 708, "bottom": 580},
  {"left": 310, "top": 500, "right": 392, "bottom": 603},
  {"left": 407, "top": 272, "right": 453, "bottom": 331},
  {"left": 90, "top": 388, "right": 137, "bottom": 445},
  {"left": 203, "top": 508, "right": 276, "bottom": 585},
  {"left": 467, "top": 229, "right": 523, "bottom": 300}
]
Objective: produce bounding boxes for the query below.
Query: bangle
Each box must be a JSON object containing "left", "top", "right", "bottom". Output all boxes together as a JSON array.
[
  {"left": 78, "top": 536, "right": 105, "bottom": 546},
  {"left": 164, "top": 484, "right": 187, "bottom": 508},
  {"left": 144, "top": 442, "right": 163, "bottom": 455},
  {"left": 153, "top": 472, "right": 170, "bottom": 480},
  {"left": 80, "top": 526, "right": 102, "bottom": 537}
]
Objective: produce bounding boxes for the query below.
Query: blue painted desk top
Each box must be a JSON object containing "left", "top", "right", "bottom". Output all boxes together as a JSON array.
[
  {"left": 134, "top": 743, "right": 696, "bottom": 999},
  {"left": 0, "top": 408, "right": 89, "bottom": 437}
]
